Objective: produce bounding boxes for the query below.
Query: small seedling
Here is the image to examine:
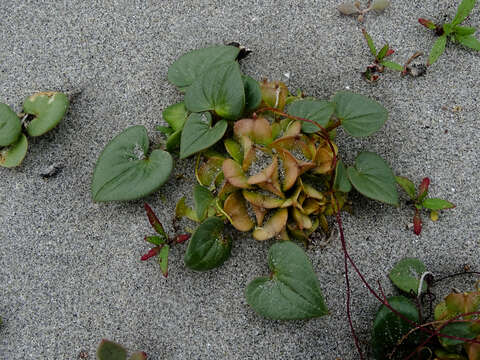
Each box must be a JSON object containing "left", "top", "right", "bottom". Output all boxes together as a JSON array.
[
  {"left": 0, "top": 92, "right": 69, "bottom": 168},
  {"left": 141, "top": 203, "right": 190, "bottom": 277},
  {"left": 396, "top": 176, "right": 455, "bottom": 235},
  {"left": 419, "top": 0, "right": 480, "bottom": 65},
  {"left": 96, "top": 339, "right": 147, "bottom": 360},
  {"left": 370, "top": 257, "right": 480, "bottom": 359},
  {"left": 338, "top": 0, "right": 390, "bottom": 22},
  {"left": 361, "top": 29, "right": 426, "bottom": 81}
]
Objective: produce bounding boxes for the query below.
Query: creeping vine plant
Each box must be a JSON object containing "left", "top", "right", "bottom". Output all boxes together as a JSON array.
[
  {"left": 419, "top": 0, "right": 480, "bottom": 65},
  {"left": 370, "top": 257, "right": 480, "bottom": 359},
  {"left": 0, "top": 92, "right": 69, "bottom": 167},
  {"left": 91, "top": 44, "right": 452, "bottom": 323}
]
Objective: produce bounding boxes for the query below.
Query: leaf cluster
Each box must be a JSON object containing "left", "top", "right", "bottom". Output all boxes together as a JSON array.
[
  {"left": 419, "top": 0, "right": 480, "bottom": 65},
  {"left": 0, "top": 92, "right": 69, "bottom": 168},
  {"left": 371, "top": 258, "right": 480, "bottom": 359}
]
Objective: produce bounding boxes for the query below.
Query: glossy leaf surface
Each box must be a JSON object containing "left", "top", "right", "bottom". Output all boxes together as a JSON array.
[
  {"left": 193, "top": 185, "right": 214, "bottom": 221},
  {"left": 389, "top": 257, "right": 427, "bottom": 295},
  {"left": 23, "top": 92, "right": 69, "bottom": 137},
  {"left": 245, "top": 241, "right": 328, "bottom": 320},
  {"left": 91, "top": 126, "right": 173, "bottom": 202}
]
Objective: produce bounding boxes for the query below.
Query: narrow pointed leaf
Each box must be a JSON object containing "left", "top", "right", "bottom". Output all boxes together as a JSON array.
[
  {"left": 144, "top": 203, "right": 167, "bottom": 238},
  {"left": 23, "top": 92, "right": 69, "bottom": 137},
  {"left": 193, "top": 185, "right": 214, "bottom": 221},
  {"left": 158, "top": 244, "right": 169, "bottom": 277},
  {"left": 395, "top": 176, "right": 417, "bottom": 200},
  {"left": 428, "top": 35, "right": 447, "bottom": 66},
  {"left": 457, "top": 34, "right": 480, "bottom": 50},
  {"left": 167, "top": 45, "right": 240, "bottom": 90},
  {"left": 0, "top": 133, "right": 28, "bottom": 168},
  {"left": 180, "top": 112, "right": 228, "bottom": 159},
  {"left": 287, "top": 99, "right": 334, "bottom": 133},
  {"left": 333, "top": 91, "right": 388, "bottom": 137},
  {"left": 347, "top": 152, "right": 399, "bottom": 205},
  {"left": 376, "top": 44, "right": 389, "bottom": 61},
  {"left": 371, "top": 296, "right": 421, "bottom": 360},
  {"left": 145, "top": 236, "right": 166, "bottom": 246},
  {"left": 246, "top": 241, "right": 328, "bottom": 320},
  {"left": 184, "top": 217, "right": 232, "bottom": 271},
  {"left": 389, "top": 257, "right": 427, "bottom": 295},
  {"left": 422, "top": 198, "right": 455, "bottom": 210},
  {"left": 381, "top": 60, "right": 404, "bottom": 71},
  {"left": 362, "top": 29, "right": 377, "bottom": 57},
  {"left": 0, "top": 103, "right": 21, "bottom": 147},
  {"left": 452, "top": 0, "right": 476, "bottom": 26},
  {"left": 91, "top": 126, "right": 173, "bottom": 202},
  {"left": 454, "top": 25, "right": 476, "bottom": 36},
  {"left": 184, "top": 61, "right": 245, "bottom": 119}
]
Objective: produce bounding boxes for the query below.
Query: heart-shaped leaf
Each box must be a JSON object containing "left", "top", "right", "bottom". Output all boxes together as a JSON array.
[
  {"left": 184, "top": 61, "right": 245, "bottom": 120},
  {"left": 167, "top": 45, "right": 240, "bottom": 91},
  {"left": 245, "top": 241, "right": 328, "bottom": 320},
  {"left": 193, "top": 185, "right": 214, "bottom": 221},
  {"left": 0, "top": 103, "right": 21, "bottom": 147},
  {"left": 23, "top": 92, "right": 69, "bottom": 137},
  {"left": 0, "top": 133, "right": 28, "bottom": 168},
  {"left": 91, "top": 126, "right": 173, "bottom": 202},
  {"left": 184, "top": 217, "right": 232, "bottom": 271},
  {"left": 243, "top": 75, "right": 262, "bottom": 113},
  {"left": 371, "top": 296, "right": 421, "bottom": 360},
  {"left": 333, "top": 91, "right": 388, "bottom": 137},
  {"left": 389, "top": 257, "right": 427, "bottom": 295},
  {"left": 97, "top": 339, "right": 127, "bottom": 360},
  {"left": 347, "top": 152, "right": 399, "bottom": 205},
  {"left": 333, "top": 159, "right": 352, "bottom": 192},
  {"left": 180, "top": 112, "right": 228, "bottom": 159},
  {"left": 162, "top": 102, "right": 188, "bottom": 131},
  {"left": 287, "top": 99, "right": 334, "bottom": 133}
]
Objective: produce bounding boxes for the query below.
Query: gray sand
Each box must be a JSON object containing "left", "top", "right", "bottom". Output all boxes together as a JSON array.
[{"left": 1, "top": 1, "right": 479, "bottom": 359}]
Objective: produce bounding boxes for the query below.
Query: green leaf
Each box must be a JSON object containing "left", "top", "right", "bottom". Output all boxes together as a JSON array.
[
  {"left": 91, "top": 126, "right": 173, "bottom": 202},
  {"left": 175, "top": 197, "right": 198, "bottom": 222},
  {"left": 444, "top": 23, "right": 455, "bottom": 36},
  {"left": 144, "top": 203, "right": 167, "bottom": 239},
  {"left": 0, "top": 103, "right": 21, "bottom": 147},
  {"left": 333, "top": 91, "right": 388, "bottom": 137},
  {"left": 452, "top": 0, "right": 477, "bottom": 26},
  {"left": 184, "top": 217, "right": 232, "bottom": 271},
  {"left": 243, "top": 75, "right": 262, "bottom": 113},
  {"left": 179, "top": 112, "right": 228, "bottom": 159},
  {"left": 286, "top": 99, "right": 335, "bottom": 133},
  {"left": 428, "top": 35, "right": 447, "bottom": 66},
  {"left": 193, "top": 185, "right": 214, "bottom": 221},
  {"left": 97, "top": 339, "right": 127, "bottom": 360},
  {"left": 457, "top": 34, "right": 480, "bottom": 50},
  {"left": 162, "top": 102, "right": 188, "bottom": 131},
  {"left": 245, "top": 241, "right": 329, "bottom": 320},
  {"left": 145, "top": 236, "right": 166, "bottom": 246},
  {"left": 439, "top": 322, "right": 480, "bottom": 347},
  {"left": 0, "top": 134, "right": 28, "bottom": 168},
  {"left": 158, "top": 245, "right": 169, "bottom": 277},
  {"left": 184, "top": 61, "right": 245, "bottom": 120},
  {"left": 166, "top": 130, "right": 182, "bottom": 152},
  {"left": 224, "top": 138, "right": 243, "bottom": 163},
  {"left": 333, "top": 159, "right": 352, "bottom": 192},
  {"left": 156, "top": 126, "right": 174, "bottom": 135},
  {"left": 422, "top": 198, "right": 455, "bottom": 210},
  {"left": 167, "top": 45, "right": 240, "bottom": 90},
  {"left": 395, "top": 176, "right": 417, "bottom": 200},
  {"left": 454, "top": 25, "right": 477, "bottom": 36},
  {"left": 381, "top": 60, "right": 404, "bottom": 71},
  {"left": 363, "top": 29, "right": 377, "bottom": 57},
  {"left": 23, "top": 92, "right": 69, "bottom": 137},
  {"left": 371, "top": 296, "right": 421, "bottom": 360},
  {"left": 389, "top": 257, "right": 427, "bottom": 295},
  {"left": 347, "top": 152, "right": 399, "bottom": 205},
  {"left": 376, "top": 44, "right": 389, "bottom": 61}
]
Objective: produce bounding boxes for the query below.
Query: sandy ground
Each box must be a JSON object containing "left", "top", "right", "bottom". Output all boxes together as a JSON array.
[{"left": 0, "top": 1, "right": 479, "bottom": 359}]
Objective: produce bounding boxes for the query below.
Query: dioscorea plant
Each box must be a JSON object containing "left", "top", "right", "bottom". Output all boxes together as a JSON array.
[
  {"left": 0, "top": 92, "right": 69, "bottom": 168},
  {"left": 91, "top": 45, "right": 453, "bottom": 326},
  {"left": 419, "top": 0, "right": 480, "bottom": 66},
  {"left": 370, "top": 257, "right": 480, "bottom": 359}
]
